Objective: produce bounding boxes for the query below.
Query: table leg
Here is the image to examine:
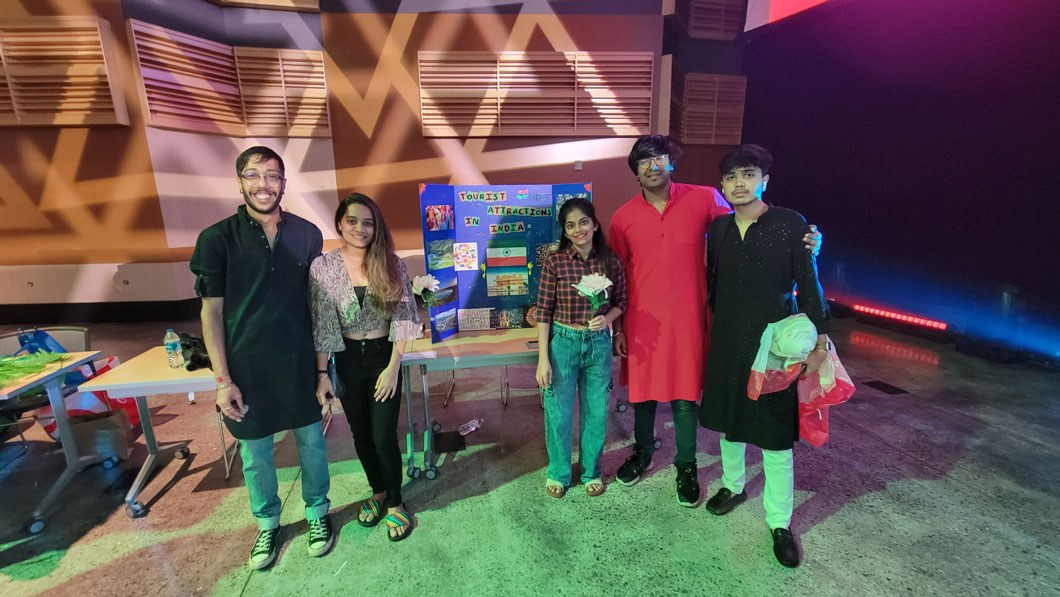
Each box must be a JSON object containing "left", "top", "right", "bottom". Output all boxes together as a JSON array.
[
  {"left": 30, "top": 379, "right": 105, "bottom": 521},
  {"left": 403, "top": 365, "right": 419, "bottom": 478},
  {"left": 124, "top": 395, "right": 190, "bottom": 516},
  {"left": 501, "top": 366, "right": 511, "bottom": 406},
  {"left": 420, "top": 364, "right": 437, "bottom": 479},
  {"left": 442, "top": 370, "right": 456, "bottom": 407}
]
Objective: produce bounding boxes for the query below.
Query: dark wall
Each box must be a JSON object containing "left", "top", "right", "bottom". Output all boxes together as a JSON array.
[{"left": 740, "top": 0, "right": 1060, "bottom": 334}]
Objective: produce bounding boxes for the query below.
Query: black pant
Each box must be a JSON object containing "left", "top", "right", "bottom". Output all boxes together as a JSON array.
[
  {"left": 334, "top": 336, "right": 403, "bottom": 508},
  {"left": 634, "top": 400, "right": 698, "bottom": 468}
]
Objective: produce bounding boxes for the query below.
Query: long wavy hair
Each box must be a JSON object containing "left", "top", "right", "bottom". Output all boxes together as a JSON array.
[
  {"left": 557, "top": 197, "right": 614, "bottom": 278},
  {"left": 334, "top": 193, "right": 403, "bottom": 302}
]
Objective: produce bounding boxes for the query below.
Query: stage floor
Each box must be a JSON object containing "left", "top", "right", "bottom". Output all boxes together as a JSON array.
[{"left": 1, "top": 318, "right": 1057, "bottom": 596}]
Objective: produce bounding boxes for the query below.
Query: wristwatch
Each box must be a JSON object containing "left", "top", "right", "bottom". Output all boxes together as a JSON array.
[{"left": 814, "top": 341, "right": 832, "bottom": 352}]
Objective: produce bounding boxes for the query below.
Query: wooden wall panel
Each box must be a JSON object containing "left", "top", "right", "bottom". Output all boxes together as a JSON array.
[
  {"left": 670, "top": 63, "right": 745, "bottom": 145},
  {"left": 208, "top": 0, "right": 319, "bottom": 12},
  {"left": 419, "top": 51, "right": 653, "bottom": 137},
  {"left": 675, "top": 0, "right": 748, "bottom": 41},
  {"left": 0, "top": 16, "right": 128, "bottom": 126},
  {"left": 130, "top": 20, "right": 328, "bottom": 137}
]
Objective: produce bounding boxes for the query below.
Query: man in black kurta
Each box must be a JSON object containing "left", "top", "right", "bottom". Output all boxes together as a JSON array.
[
  {"left": 191, "top": 146, "right": 333, "bottom": 570},
  {"left": 699, "top": 145, "right": 832, "bottom": 568}
]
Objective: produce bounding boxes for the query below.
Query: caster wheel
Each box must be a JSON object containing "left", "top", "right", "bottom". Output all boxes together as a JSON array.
[
  {"left": 174, "top": 447, "right": 190, "bottom": 460},
  {"left": 411, "top": 468, "right": 422, "bottom": 479},
  {"left": 431, "top": 421, "right": 442, "bottom": 432},
  {"left": 425, "top": 468, "right": 438, "bottom": 480},
  {"left": 654, "top": 438, "right": 662, "bottom": 450},
  {"left": 616, "top": 403, "right": 628, "bottom": 413},
  {"left": 125, "top": 502, "right": 147, "bottom": 519},
  {"left": 101, "top": 456, "right": 118, "bottom": 470},
  {"left": 406, "top": 467, "right": 415, "bottom": 479},
  {"left": 26, "top": 517, "right": 45, "bottom": 535}
]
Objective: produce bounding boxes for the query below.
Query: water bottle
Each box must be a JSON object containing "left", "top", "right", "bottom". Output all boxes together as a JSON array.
[
  {"left": 458, "top": 418, "right": 483, "bottom": 436},
  {"left": 164, "top": 329, "right": 185, "bottom": 368}
]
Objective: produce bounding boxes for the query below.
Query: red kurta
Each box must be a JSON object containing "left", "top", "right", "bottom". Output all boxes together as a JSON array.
[{"left": 609, "top": 183, "right": 732, "bottom": 403}]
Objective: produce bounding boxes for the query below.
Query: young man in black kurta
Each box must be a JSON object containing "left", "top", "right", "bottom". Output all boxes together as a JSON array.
[
  {"left": 191, "top": 146, "right": 333, "bottom": 570},
  {"left": 699, "top": 145, "right": 832, "bottom": 567}
]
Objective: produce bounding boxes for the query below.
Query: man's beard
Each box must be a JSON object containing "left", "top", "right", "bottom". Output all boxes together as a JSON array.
[{"left": 243, "top": 189, "right": 283, "bottom": 215}]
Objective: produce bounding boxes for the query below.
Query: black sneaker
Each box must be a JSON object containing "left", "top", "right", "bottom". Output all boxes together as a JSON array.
[
  {"left": 676, "top": 463, "right": 701, "bottom": 507},
  {"left": 771, "top": 528, "right": 801, "bottom": 567},
  {"left": 616, "top": 447, "right": 653, "bottom": 486},
  {"left": 705, "top": 487, "right": 747, "bottom": 515},
  {"left": 307, "top": 514, "right": 335, "bottom": 557},
  {"left": 248, "top": 528, "right": 280, "bottom": 570}
]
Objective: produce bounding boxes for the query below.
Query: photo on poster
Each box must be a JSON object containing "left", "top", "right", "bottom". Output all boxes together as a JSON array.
[
  {"left": 435, "top": 309, "right": 457, "bottom": 334},
  {"left": 427, "top": 239, "right": 454, "bottom": 270},
  {"left": 487, "top": 266, "right": 529, "bottom": 296},
  {"left": 453, "top": 242, "right": 479, "bottom": 271},
  {"left": 458, "top": 308, "right": 493, "bottom": 331},
  {"left": 425, "top": 204, "right": 454, "bottom": 231},
  {"left": 491, "top": 306, "right": 529, "bottom": 329},
  {"left": 535, "top": 242, "right": 559, "bottom": 270}
]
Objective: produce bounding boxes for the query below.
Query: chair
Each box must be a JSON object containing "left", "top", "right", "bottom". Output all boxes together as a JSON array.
[{"left": 0, "top": 327, "right": 92, "bottom": 469}]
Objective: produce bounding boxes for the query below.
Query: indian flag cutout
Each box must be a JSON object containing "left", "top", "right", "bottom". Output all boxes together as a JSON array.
[{"left": 486, "top": 239, "right": 527, "bottom": 268}]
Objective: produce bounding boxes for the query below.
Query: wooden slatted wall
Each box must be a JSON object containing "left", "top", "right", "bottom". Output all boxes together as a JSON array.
[
  {"left": 0, "top": 16, "right": 128, "bottom": 127},
  {"left": 670, "top": 63, "right": 746, "bottom": 145},
  {"left": 235, "top": 47, "right": 330, "bottom": 137},
  {"left": 130, "top": 20, "right": 329, "bottom": 137},
  {"left": 419, "top": 51, "right": 654, "bottom": 137},
  {"left": 208, "top": 0, "right": 319, "bottom": 11},
  {"left": 675, "top": 0, "right": 748, "bottom": 41}
]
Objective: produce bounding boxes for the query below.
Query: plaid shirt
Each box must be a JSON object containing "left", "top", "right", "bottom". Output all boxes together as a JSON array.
[{"left": 536, "top": 246, "right": 627, "bottom": 325}]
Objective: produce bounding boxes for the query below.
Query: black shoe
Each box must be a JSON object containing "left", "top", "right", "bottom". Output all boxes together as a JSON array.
[
  {"left": 307, "top": 514, "right": 335, "bottom": 557},
  {"left": 616, "top": 447, "right": 653, "bottom": 486},
  {"left": 248, "top": 528, "right": 280, "bottom": 570},
  {"left": 771, "top": 528, "right": 801, "bottom": 567},
  {"left": 676, "top": 464, "right": 701, "bottom": 507},
  {"left": 705, "top": 487, "right": 747, "bottom": 515}
]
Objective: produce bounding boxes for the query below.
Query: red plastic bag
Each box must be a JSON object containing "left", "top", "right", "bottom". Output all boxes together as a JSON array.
[
  {"left": 796, "top": 347, "right": 855, "bottom": 447},
  {"left": 33, "top": 356, "right": 138, "bottom": 440}
]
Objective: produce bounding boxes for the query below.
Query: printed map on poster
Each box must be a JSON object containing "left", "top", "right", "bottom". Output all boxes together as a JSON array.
[{"left": 453, "top": 242, "right": 478, "bottom": 271}]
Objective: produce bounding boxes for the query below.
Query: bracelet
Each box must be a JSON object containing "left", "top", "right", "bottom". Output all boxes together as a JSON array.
[
  {"left": 613, "top": 331, "right": 624, "bottom": 336},
  {"left": 216, "top": 381, "right": 231, "bottom": 390},
  {"left": 317, "top": 373, "right": 329, "bottom": 381},
  {"left": 316, "top": 369, "right": 328, "bottom": 374}
]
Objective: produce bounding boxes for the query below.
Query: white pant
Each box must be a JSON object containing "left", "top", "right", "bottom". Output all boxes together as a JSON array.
[{"left": 720, "top": 436, "right": 794, "bottom": 530}]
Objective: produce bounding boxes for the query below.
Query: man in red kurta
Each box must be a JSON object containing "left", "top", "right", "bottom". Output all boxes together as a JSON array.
[
  {"left": 610, "top": 135, "right": 731, "bottom": 507},
  {"left": 610, "top": 135, "right": 820, "bottom": 508}
]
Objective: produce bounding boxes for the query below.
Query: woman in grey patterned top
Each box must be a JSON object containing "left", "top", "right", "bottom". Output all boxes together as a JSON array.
[{"left": 309, "top": 193, "right": 421, "bottom": 542}]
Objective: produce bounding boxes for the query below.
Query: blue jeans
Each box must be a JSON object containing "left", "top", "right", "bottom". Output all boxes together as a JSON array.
[
  {"left": 544, "top": 322, "right": 612, "bottom": 487},
  {"left": 240, "top": 420, "right": 331, "bottom": 530}
]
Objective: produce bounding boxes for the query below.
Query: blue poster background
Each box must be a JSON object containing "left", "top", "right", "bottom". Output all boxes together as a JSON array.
[{"left": 418, "top": 182, "right": 592, "bottom": 342}]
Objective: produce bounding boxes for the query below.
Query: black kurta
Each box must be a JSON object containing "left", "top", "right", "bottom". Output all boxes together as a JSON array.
[
  {"left": 699, "top": 207, "right": 831, "bottom": 451},
  {"left": 190, "top": 206, "right": 323, "bottom": 440}
]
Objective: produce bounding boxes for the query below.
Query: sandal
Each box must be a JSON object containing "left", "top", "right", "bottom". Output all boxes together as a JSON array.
[
  {"left": 357, "top": 498, "right": 384, "bottom": 528},
  {"left": 585, "top": 480, "right": 606, "bottom": 497},
  {"left": 545, "top": 482, "right": 566, "bottom": 499},
  {"left": 384, "top": 510, "right": 414, "bottom": 542}
]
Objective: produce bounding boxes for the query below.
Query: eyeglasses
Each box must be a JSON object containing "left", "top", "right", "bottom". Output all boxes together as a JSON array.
[
  {"left": 637, "top": 154, "right": 670, "bottom": 170},
  {"left": 240, "top": 172, "right": 284, "bottom": 185}
]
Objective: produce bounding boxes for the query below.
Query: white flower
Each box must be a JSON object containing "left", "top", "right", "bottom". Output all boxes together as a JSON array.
[
  {"left": 411, "top": 274, "right": 440, "bottom": 295},
  {"left": 572, "top": 273, "right": 612, "bottom": 298}
]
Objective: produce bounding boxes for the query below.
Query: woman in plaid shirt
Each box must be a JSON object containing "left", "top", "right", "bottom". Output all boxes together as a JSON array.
[{"left": 535, "top": 198, "right": 628, "bottom": 498}]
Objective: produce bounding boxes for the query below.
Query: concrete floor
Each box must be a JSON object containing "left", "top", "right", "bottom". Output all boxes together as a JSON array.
[{"left": 0, "top": 318, "right": 1057, "bottom": 596}]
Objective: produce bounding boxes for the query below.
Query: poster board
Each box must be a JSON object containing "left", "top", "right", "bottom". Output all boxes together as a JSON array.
[{"left": 419, "top": 182, "right": 592, "bottom": 342}]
